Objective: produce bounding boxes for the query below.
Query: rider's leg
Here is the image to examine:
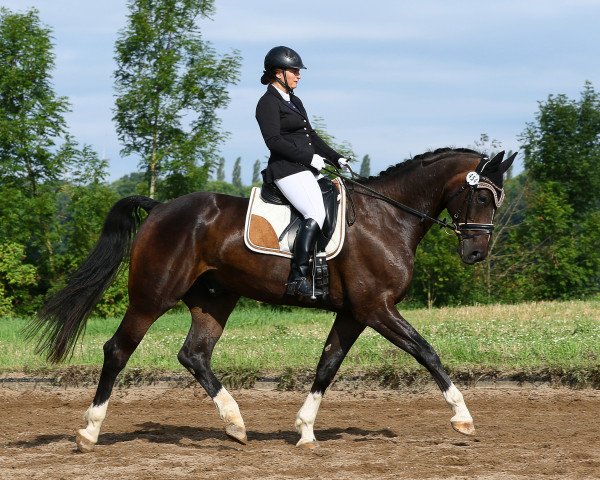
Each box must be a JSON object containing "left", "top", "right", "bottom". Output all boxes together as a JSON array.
[{"left": 275, "top": 171, "right": 326, "bottom": 298}]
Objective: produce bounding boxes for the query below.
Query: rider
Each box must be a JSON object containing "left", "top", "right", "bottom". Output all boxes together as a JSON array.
[{"left": 255, "top": 46, "right": 349, "bottom": 299}]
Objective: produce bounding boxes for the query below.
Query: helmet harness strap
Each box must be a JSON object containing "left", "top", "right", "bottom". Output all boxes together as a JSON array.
[{"left": 274, "top": 69, "right": 293, "bottom": 93}]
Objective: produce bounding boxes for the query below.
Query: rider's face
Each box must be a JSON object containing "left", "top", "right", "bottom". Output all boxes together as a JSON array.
[{"left": 275, "top": 68, "right": 301, "bottom": 89}]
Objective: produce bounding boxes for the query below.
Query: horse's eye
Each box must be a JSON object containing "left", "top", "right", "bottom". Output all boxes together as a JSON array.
[{"left": 477, "top": 194, "right": 488, "bottom": 205}]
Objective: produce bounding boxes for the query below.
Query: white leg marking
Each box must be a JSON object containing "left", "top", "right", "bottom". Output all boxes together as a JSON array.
[
  {"left": 295, "top": 392, "right": 322, "bottom": 446},
  {"left": 77, "top": 401, "right": 109, "bottom": 444},
  {"left": 443, "top": 383, "right": 473, "bottom": 423},
  {"left": 213, "top": 387, "right": 245, "bottom": 429}
]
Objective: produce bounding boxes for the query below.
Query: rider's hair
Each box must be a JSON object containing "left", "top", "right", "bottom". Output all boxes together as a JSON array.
[{"left": 260, "top": 68, "right": 277, "bottom": 85}]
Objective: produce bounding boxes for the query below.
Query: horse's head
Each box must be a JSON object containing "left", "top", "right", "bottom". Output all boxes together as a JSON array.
[{"left": 445, "top": 151, "right": 516, "bottom": 264}]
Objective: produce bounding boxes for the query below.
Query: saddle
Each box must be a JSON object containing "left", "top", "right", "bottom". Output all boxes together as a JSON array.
[{"left": 244, "top": 177, "right": 346, "bottom": 260}]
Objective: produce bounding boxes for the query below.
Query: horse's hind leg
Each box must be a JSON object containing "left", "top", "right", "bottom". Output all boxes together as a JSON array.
[
  {"left": 177, "top": 287, "right": 246, "bottom": 444},
  {"left": 296, "top": 311, "right": 365, "bottom": 448},
  {"left": 75, "top": 306, "right": 159, "bottom": 452}
]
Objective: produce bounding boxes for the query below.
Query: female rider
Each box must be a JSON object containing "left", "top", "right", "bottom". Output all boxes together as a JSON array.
[{"left": 255, "top": 46, "right": 348, "bottom": 299}]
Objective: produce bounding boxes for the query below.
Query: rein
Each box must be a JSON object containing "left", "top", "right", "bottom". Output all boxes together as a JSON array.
[
  {"left": 323, "top": 166, "right": 458, "bottom": 233},
  {"left": 323, "top": 162, "right": 504, "bottom": 240}
]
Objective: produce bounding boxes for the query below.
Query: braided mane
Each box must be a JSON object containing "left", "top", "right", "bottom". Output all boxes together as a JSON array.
[{"left": 365, "top": 147, "right": 482, "bottom": 183}]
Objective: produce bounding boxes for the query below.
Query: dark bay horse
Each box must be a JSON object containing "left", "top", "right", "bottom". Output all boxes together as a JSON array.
[{"left": 30, "top": 148, "right": 515, "bottom": 452}]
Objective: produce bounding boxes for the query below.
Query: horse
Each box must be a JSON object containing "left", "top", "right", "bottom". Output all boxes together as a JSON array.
[{"left": 29, "top": 147, "right": 515, "bottom": 452}]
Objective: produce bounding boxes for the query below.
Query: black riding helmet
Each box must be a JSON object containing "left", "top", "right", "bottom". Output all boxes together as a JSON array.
[
  {"left": 264, "top": 46, "right": 306, "bottom": 71},
  {"left": 261, "top": 46, "right": 306, "bottom": 90}
]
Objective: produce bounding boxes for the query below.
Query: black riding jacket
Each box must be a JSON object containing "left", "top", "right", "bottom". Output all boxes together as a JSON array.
[{"left": 256, "top": 84, "right": 342, "bottom": 182}]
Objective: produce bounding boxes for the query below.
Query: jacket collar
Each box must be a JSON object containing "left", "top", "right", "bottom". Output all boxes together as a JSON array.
[{"left": 267, "top": 84, "right": 307, "bottom": 119}]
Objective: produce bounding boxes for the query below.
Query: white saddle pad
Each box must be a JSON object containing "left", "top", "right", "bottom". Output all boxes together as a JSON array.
[{"left": 243, "top": 177, "right": 346, "bottom": 259}]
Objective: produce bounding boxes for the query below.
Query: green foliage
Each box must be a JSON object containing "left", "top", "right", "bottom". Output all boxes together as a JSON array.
[
  {"left": 409, "top": 221, "right": 482, "bottom": 307},
  {"left": 252, "top": 159, "right": 261, "bottom": 184},
  {"left": 520, "top": 81, "right": 600, "bottom": 217},
  {"left": 216, "top": 157, "right": 225, "bottom": 181},
  {"left": 0, "top": 242, "right": 37, "bottom": 315},
  {"left": 503, "top": 182, "right": 599, "bottom": 300},
  {"left": 512, "top": 82, "right": 600, "bottom": 299},
  {"left": 359, "top": 154, "right": 371, "bottom": 177},
  {"left": 231, "top": 156, "right": 242, "bottom": 188},
  {"left": 113, "top": 0, "right": 241, "bottom": 199},
  {"left": 111, "top": 171, "right": 146, "bottom": 197},
  {"left": 203, "top": 179, "right": 251, "bottom": 197},
  {"left": 0, "top": 8, "right": 70, "bottom": 192}
]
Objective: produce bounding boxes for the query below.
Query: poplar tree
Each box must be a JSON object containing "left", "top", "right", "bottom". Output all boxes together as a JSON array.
[
  {"left": 252, "top": 159, "right": 261, "bottom": 184},
  {"left": 231, "top": 156, "right": 242, "bottom": 189},
  {"left": 359, "top": 154, "right": 371, "bottom": 177},
  {"left": 114, "top": 0, "right": 241, "bottom": 199}
]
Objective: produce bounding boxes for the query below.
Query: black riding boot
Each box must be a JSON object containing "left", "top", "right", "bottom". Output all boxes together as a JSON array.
[{"left": 286, "top": 218, "right": 323, "bottom": 299}]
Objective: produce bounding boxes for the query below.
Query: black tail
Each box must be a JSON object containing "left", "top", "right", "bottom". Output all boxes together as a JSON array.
[{"left": 27, "top": 195, "right": 161, "bottom": 363}]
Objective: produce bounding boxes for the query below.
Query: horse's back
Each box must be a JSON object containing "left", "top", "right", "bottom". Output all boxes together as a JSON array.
[{"left": 130, "top": 191, "right": 248, "bottom": 267}]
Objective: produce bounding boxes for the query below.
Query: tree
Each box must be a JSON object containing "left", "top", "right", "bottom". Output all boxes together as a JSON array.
[
  {"left": 509, "top": 82, "right": 600, "bottom": 300},
  {"left": 252, "top": 159, "right": 261, "bottom": 184},
  {"left": 113, "top": 0, "right": 241, "bottom": 199},
  {"left": 216, "top": 157, "right": 225, "bottom": 181},
  {"left": 359, "top": 154, "right": 371, "bottom": 177},
  {"left": 471, "top": 133, "right": 503, "bottom": 158},
  {"left": 0, "top": 8, "right": 70, "bottom": 193},
  {"left": 111, "top": 171, "right": 146, "bottom": 197},
  {"left": 0, "top": 8, "right": 71, "bottom": 293},
  {"left": 520, "top": 81, "right": 600, "bottom": 217},
  {"left": 232, "top": 156, "right": 242, "bottom": 189},
  {"left": 409, "top": 224, "right": 481, "bottom": 308},
  {"left": 0, "top": 242, "right": 37, "bottom": 315}
]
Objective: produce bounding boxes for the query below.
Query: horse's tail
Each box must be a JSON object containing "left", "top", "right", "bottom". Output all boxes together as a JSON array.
[{"left": 27, "top": 195, "right": 161, "bottom": 363}]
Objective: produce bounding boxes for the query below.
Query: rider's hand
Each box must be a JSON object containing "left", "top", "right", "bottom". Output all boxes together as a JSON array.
[
  {"left": 338, "top": 157, "right": 351, "bottom": 173},
  {"left": 310, "top": 154, "right": 325, "bottom": 171}
]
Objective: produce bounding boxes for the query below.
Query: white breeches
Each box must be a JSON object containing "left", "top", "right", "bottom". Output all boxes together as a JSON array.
[{"left": 275, "top": 170, "right": 326, "bottom": 228}]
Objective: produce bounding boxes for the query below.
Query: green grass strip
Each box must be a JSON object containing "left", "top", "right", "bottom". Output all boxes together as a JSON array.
[{"left": 1, "top": 300, "right": 599, "bottom": 386}]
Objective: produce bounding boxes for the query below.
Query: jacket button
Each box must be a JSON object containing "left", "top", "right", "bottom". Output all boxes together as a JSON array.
[
  {"left": 309, "top": 142, "right": 312, "bottom": 145},
  {"left": 306, "top": 134, "right": 309, "bottom": 137},
  {"left": 303, "top": 120, "right": 307, "bottom": 123},
  {"left": 304, "top": 127, "right": 307, "bottom": 130}
]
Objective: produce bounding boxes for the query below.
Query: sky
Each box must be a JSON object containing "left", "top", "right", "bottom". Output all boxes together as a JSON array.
[{"left": 3, "top": 0, "right": 600, "bottom": 183}]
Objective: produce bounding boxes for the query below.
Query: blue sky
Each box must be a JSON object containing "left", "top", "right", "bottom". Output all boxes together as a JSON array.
[{"left": 3, "top": 0, "right": 600, "bottom": 183}]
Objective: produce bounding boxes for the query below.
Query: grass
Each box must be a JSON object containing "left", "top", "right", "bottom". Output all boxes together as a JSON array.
[{"left": 1, "top": 299, "right": 599, "bottom": 388}]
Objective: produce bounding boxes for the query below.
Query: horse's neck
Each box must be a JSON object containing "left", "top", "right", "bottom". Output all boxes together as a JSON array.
[
  {"left": 361, "top": 155, "right": 475, "bottom": 246},
  {"left": 371, "top": 164, "right": 448, "bottom": 217}
]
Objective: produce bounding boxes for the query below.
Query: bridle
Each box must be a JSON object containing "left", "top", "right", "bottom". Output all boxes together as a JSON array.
[
  {"left": 447, "top": 172, "right": 505, "bottom": 240},
  {"left": 323, "top": 157, "right": 505, "bottom": 242}
]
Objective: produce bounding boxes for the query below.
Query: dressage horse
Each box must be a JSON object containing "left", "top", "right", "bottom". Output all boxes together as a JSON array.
[{"left": 30, "top": 148, "right": 515, "bottom": 452}]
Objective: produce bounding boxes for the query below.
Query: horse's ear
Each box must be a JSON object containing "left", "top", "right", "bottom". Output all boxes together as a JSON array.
[
  {"left": 476, "top": 150, "right": 504, "bottom": 174},
  {"left": 490, "top": 150, "right": 505, "bottom": 167},
  {"left": 499, "top": 151, "right": 517, "bottom": 174}
]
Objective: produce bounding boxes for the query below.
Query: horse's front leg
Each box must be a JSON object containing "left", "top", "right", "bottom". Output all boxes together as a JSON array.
[
  {"left": 359, "top": 302, "right": 475, "bottom": 436},
  {"left": 296, "top": 311, "right": 365, "bottom": 448}
]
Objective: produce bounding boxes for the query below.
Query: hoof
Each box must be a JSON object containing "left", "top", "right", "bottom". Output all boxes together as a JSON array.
[
  {"left": 75, "top": 429, "right": 96, "bottom": 453},
  {"left": 225, "top": 424, "right": 247, "bottom": 445},
  {"left": 451, "top": 421, "right": 476, "bottom": 436},
  {"left": 296, "top": 440, "right": 320, "bottom": 450}
]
